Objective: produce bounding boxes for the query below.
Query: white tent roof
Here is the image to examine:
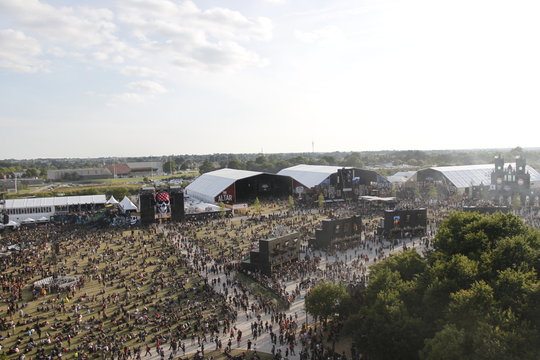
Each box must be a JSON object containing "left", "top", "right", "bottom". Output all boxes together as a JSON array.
[
  {"left": 21, "top": 218, "right": 36, "bottom": 223},
  {"left": 5, "top": 195, "right": 107, "bottom": 209},
  {"left": 387, "top": 171, "right": 417, "bottom": 184},
  {"left": 277, "top": 164, "right": 352, "bottom": 188},
  {"left": 423, "top": 163, "right": 540, "bottom": 189},
  {"left": 6, "top": 220, "right": 20, "bottom": 227},
  {"left": 37, "top": 216, "right": 49, "bottom": 222},
  {"left": 106, "top": 195, "right": 119, "bottom": 204},
  {"left": 185, "top": 168, "right": 263, "bottom": 203},
  {"left": 119, "top": 196, "right": 138, "bottom": 211}
]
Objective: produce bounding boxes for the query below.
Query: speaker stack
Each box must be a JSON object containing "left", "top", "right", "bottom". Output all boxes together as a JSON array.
[
  {"left": 140, "top": 190, "right": 155, "bottom": 226},
  {"left": 170, "top": 187, "right": 185, "bottom": 222}
]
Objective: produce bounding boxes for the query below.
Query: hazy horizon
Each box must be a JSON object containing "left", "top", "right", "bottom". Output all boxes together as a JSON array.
[
  {"left": 1, "top": 0, "right": 539, "bottom": 158},
  {"left": 2, "top": 146, "right": 536, "bottom": 162}
]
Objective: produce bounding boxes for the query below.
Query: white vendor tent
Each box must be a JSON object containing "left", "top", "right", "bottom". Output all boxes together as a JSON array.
[
  {"left": 106, "top": 196, "right": 119, "bottom": 205},
  {"left": 120, "top": 196, "right": 138, "bottom": 212}
]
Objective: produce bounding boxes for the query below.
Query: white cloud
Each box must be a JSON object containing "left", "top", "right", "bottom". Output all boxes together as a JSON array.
[
  {"left": 109, "top": 92, "right": 147, "bottom": 104},
  {"left": 120, "top": 66, "right": 165, "bottom": 78},
  {"left": 0, "top": 29, "right": 45, "bottom": 72},
  {"left": 115, "top": 0, "right": 272, "bottom": 71},
  {"left": 126, "top": 80, "right": 167, "bottom": 94},
  {"left": 295, "top": 25, "right": 345, "bottom": 45},
  {"left": 0, "top": 0, "right": 116, "bottom": 47},
  {"left": 0, "top": 0, "right": 272, "bottom": 77},
  {"left": 0, "top": 0, "right": 134, "bottom": 68}
]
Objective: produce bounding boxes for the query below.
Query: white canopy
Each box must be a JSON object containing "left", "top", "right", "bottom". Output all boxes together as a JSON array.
[
  {"left": 21, "top": 218, "right": 36, "bottom": 224},
  {"left": 37, "top": 216, "right": 50, "bottom": 223},
  {"left": 120, "top": 196, "right": 138, "bottom": 212},
  {"left": 106, "top": 195, "right": 119, "bottom": 205},
  {"left": 5, "top": 194, "right": 107, "bottom": 209},
  {"left": 185, "top": 168, "right": 263, "bottom": 203},
  {"left": 277, "top": 164, "right": 353, "bottom": 188},
  {"left": 6, "top": 220, "right": 20, "bottom": 228}
]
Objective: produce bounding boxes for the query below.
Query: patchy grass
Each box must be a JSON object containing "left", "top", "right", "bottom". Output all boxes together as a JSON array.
[
  {"left": 235, "top": 273, "right": 288, "bottom": 311},
  {"left": 0, "top": 229, "right": 227, "bottom": 359},
  {"left": 178, "top": 349, "right": 274, "bottom": 360}
]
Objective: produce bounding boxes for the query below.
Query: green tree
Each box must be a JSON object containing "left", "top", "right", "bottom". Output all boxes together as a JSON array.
[
  {"left": 199, "top": 159, "right": 215, "bottom": 174},
  {"left": 346, "top": 211, "right": 540, "bottom": 360},
  {"left": 163, "top": 160, "right": 177, "bottom": 174},
  {"left": 22, "top": 168, "right": 40, "bottom": 178},
  {"left": 305, "top": 282, "right": 350, "bottom": 323},
  {"left": 342, "top": 152, "right": 364, "bottom": 168},
  {"left": 512, "top": 193, "right": 522, "bottom": 211},
  {"left": 228, "top": 156, "right": 244, "bottom": 169},
  {"left": 253, "top": 197, "right": 262, "bottom": 214},
  {"left": 427, "top": 184, "right": 438, "bottom": 200},
  {"left": 218, "top": 202, "right": 227, "bottom": 218},
  {"left": 288, "top": 195, "right": 295, "bottom": 211},
  {"left": 318, "top": 193, "right": 325, "bottom": 209}
]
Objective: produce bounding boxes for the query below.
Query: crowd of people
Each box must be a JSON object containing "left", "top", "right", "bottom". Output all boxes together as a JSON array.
[{"left": 2, "top": 197, "right": 539, "bottom": 360}]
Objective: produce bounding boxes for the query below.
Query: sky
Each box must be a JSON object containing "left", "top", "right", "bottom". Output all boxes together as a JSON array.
[{"left": 1, "top": 0, "right": 540, "bottom": 159}]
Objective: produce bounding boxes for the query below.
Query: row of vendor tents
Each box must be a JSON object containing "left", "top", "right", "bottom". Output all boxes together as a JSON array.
[
  {"left": 0, "top": 195, "right": 138, "bottom": 229},
  {"left": 106, "top": 195, "right": 138, "bottom": 211}
]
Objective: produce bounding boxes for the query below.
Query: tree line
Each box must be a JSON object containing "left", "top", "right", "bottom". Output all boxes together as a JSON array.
[{"left": 1, "top": 147, "right": 538, "bottom": 179}]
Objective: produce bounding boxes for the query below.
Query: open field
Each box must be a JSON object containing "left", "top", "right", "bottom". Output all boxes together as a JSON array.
[
  {"left": 5, "top": 171, "right": 199, "bottom": 199},
  {"left": 0, "top": 201, "right": 329, "bottom": 359},
  {"left": 0, "top": 227, "right": 231, "bottom": 359}
]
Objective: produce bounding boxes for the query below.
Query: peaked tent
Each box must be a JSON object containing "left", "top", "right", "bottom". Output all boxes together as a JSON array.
[
  {"left": 6, "top": 220, "right": 20, "bottom": 228},
  {"left": 120, "top": 196, "right": 138, "bottom": 212},
  {"left": 106, "top": 196, "right": 119, "bottom": 205}
]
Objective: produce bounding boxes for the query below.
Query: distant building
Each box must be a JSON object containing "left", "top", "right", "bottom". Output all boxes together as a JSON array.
[
  {"left": 127, "top": 161, "right": 163, "bottom": 176},
  {"left": 47, "top": 168, "right": 112, "bottom": 181},
  {"left": 412, "top": 162, "right": 540, "bottom": 195},
  {"left": 491, "top": 155, "right": 537, "bottom": 206},
  {"left": 105, "top": 162, "right": 163, "bottom": 178},
  {"left": 106, "top": 163, "right": 131, "bottom": 177}
]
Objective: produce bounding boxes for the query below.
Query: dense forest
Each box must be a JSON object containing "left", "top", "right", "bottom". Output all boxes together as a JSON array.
[{"left": 1, "top": 147, "right": 538, "bottom": 179}]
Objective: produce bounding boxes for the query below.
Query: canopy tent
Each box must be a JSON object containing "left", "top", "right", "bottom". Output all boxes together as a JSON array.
[
  {"left": 5, "top": 220, "right": 20, "bottom": 228},
  {"left": 37, "top": 216, "right": 50, "bottom": 223},
  {"left": 359, "top": 196, "right": 397, "bottom": 202},
  {"left": 185, "top": 168, "right": 263, "bottom": 203},
  {"left": 21, "top": 218, "right": 36, "bottom": 224},
  {"left": 106, "top": 196, "right": 119, "bottom": 205},
  {"left": 277, "top": 165, "right": 353, "bottom": 188},
  {"left": 120, "top": 196, "right": 138, "bottom": 212}
]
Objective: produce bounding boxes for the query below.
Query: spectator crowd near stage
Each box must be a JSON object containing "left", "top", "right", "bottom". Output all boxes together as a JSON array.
[{"left": 1, "top": 194, "right": 540, "bottom": 360}]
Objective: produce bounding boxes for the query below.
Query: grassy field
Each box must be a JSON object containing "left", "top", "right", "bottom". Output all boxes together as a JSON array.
[
  {"left": 183, "top": 349, "right": 274, "bottom": 360},
  {"left": 5, "top": 171, "right": 199, "bottom": 199},
  {"left": 0, "top": 228, "right": 228, "bottom": 359},
  {"left": 83, "top": 171, "right": 199, "bottom": 185},
  {"left": 0, "top": 203, "right": 327, "bottom": 359},
  {"left": 235, "top": 273, "right": 287, "bottom": 310}
]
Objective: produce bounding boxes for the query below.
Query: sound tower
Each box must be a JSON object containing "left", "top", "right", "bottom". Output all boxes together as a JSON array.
[
  {"left": 170, "top": 188, "right": 185, "bottom": 222},
  {"left": 383, "top": 208, "right": 427, "bottom": 237},
  {"left": 140, "top": 191, "right": 155, "bottom": 226}
]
